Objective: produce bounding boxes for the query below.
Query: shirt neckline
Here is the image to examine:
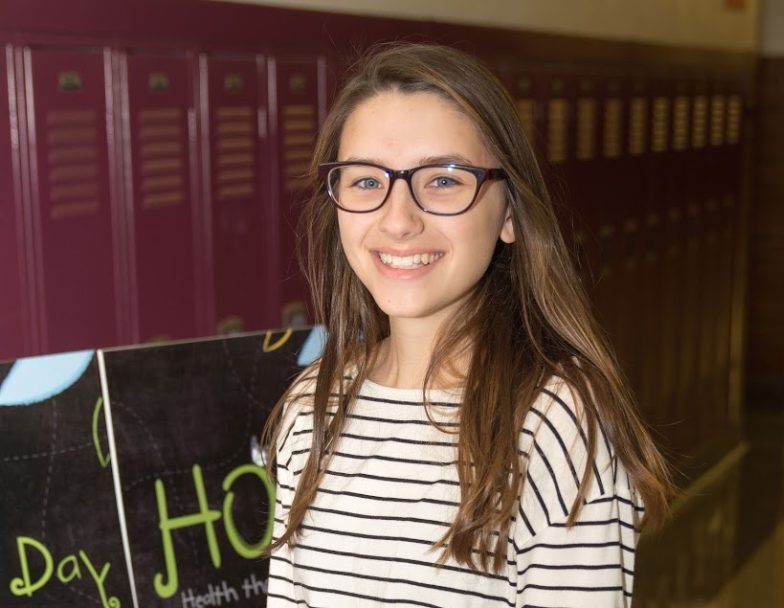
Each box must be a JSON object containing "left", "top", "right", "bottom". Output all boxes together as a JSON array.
[{"left": 360, "top": 377, "right": 462, "bottom": 403}]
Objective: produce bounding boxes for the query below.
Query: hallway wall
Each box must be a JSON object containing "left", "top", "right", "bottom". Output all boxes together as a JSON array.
[
  {"left": 219, "top": 0, "right": 761, "bottom": 51},
  {"left": 749, "top": 0, "right": 784, "bottom": 405}
]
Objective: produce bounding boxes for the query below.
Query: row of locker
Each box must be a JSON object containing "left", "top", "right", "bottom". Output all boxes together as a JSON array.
[
  {"left": 520, "top": 66, "right": 747, "bottom": 457},
  {"left": 578, "top": 190, "right": 740, "bottom": 459},
  {"left": 0, "top": 42, "right": 746, "bottom": 438},
  {"left": 0, "top": 45, "right": 329, "bottom": 360},
  {"left": 512, "top": 84, "right": 742, "bottom": 166},
  {"left": 561, "top": 91, "right": 742, "bottom": 457}
]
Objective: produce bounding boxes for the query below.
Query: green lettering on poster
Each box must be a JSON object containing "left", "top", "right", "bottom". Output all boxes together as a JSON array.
[
  {"left": 153, "top": 465, "right": 222, "bottom": 598},
  {"left": 222, "top": 464, "right": 276, "bottom": 558}
]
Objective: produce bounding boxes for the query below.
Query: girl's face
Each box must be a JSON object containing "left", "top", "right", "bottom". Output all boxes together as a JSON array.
[{"left": 336, "top": 90, "right": 515, "bottom": 330}]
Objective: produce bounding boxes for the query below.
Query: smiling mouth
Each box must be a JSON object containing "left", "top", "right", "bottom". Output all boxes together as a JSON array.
[{"left": 377, "top": 252, "right": 444, "bottom": 269}]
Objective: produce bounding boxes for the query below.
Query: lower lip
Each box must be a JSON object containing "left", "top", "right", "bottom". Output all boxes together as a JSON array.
[{"left": 371, "top": 253, "right": 442, "bottom": 279}]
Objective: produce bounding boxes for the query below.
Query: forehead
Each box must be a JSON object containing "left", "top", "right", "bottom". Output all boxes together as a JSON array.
[{"left": 338, "top": 90, "right": 494, "bottom": 167}]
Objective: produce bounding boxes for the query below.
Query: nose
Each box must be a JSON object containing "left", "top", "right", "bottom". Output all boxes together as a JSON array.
[{"left": 377, "top": 177, "right": 425, "bottom": 239}]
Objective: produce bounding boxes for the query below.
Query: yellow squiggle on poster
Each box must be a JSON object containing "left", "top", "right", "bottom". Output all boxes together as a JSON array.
[{"left": 262, "top": 329, "right": 292, "bottom": 352}]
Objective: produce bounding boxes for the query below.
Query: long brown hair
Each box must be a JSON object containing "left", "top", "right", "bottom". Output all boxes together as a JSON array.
[{"left": 262, "top": 42, "right": 673, "bottom": 573}]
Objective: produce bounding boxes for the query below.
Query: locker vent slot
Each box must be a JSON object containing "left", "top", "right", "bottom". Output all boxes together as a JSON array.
[
  {"left": 672, "top": 96, "right": 690, "bottom": 151},
  {"left": 282, "top": 104, "right": 315, "bottom": 191},
  {"left": 138, "top": 108, "right": 184, "bottom": 208},
  {"left": 628, "top": 97, "right": 647, "bottom": 156},
  {"left": 216, "top": 105, "right": 255, "bottom": 200},
  {"left": 603, "top": 98, "right": 623, "bottom": 159},
  {"left": 46, "top": 109, "right": 100, "bottom": 219},
  {"left": 546, "top": 98, "right": 568, "bottom": 164},
  {"left": 651, "top": 96, "right": 670, "bottom": 153},
  {"left": 576, "top": 98, "right": 596, "bottom": 160},
  {"left": 691, "top": 96, "right": 708, "bottom": 149},
  {"left": 515, "top": 99, "right": 535, "bottom": 140},
  {"left": 726, "top": 95, "right": 742, "bottom": 144},
  {"left": 710, "top": 95, "right": 726, "bottom": 146}
]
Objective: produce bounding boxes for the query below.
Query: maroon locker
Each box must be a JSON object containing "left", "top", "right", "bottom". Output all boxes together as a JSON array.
[
  {"left": 204, "top": 53, "right": 273, "bottom": 334},
  {"left": 637, "top": 78, "right": 671, "bottom": 423},
  {"left": 677, "top": 79, "right": 710, "bottom": 450},
  {"left": 659, "top": 79, "right": 693, "bottom": 445},
  {"left": 591, "top": 78, "right": 627, "bottom": 349},
  {"left": 23, "top": 46, "right": 119, "bottom": 354},
  {"left": 269, "top": 54, "right": 325, "bottom": 328},
  {"left": 704, "top": 83, "right": 736, "bottom": 435},
  {"left": 546, "top": 74, "right": 582, "bottom": 254},
  {"left": 0, "top": 45, "right": 26, "bottom": 359},
  {"left": 496, "top": 64, "right": 547, "bottom": 166},
  {"left": 715, "top": 90, "right": 744, "bottom": 430},
  {"left": 696, "top": 81, "right": 727, "bottom": 439},
  {"left": 122, "top": 51, "right": 199, "bottom": 343},
  {"left": 611, "top": 78, "right": 648, "bottom": 406},
  {"left": 567, "top": 75, "right": 604, "bottom": 299}
]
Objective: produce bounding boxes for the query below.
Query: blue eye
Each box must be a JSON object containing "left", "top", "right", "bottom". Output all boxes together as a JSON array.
[
  {"left": 353, "top": 177, "right": 383, "bottom": 189},
  {"left": 430, "top": 176, "right": 459, "bottom": 188}
]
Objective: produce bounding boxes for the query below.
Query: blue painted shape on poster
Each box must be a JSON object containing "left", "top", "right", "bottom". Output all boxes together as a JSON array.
[
  {"left": 297, "top": 325, "right": 327, "bottom": 367},
  {"left": 0, "top": 350, "right": 94, "bottom": 406}
]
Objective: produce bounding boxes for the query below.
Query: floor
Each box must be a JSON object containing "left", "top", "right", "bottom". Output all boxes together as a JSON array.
[{"left": 634, "top": 406, "right": 784, "bottom": 607}]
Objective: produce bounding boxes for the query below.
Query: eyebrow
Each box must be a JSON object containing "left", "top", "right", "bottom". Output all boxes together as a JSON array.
[{"left": 340, "top": 154, "right": 476, "bottom": 166}]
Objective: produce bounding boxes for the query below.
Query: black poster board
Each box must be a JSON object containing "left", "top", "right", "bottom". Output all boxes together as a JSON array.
[
  {"left": 1, "top": 327, "right": 325, "bottom": 607},
  {"left": 0, "top": 351, "right": 133, "bottom": 607}
]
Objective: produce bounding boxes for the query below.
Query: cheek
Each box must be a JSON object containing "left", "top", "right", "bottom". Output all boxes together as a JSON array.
[
  {"left": 337, "top": 216, "right": 367, "bottom": 268},
  {"left": 458, "top": 214, "right": 504, "bottom": 252}
]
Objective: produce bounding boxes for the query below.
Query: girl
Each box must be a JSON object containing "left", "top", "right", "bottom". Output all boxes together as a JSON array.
[{"left": 263, "top": 43, "right": 672, "bottom": 607}]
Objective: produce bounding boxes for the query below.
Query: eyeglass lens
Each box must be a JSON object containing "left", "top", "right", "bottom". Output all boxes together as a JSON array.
[{"left": 328, "top": 164, "right": 479, "bottom": 213}]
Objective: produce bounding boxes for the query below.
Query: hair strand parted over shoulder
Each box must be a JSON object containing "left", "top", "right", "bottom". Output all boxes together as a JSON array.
[{"left": 261, "top": 42, "right": 673, "bottom": 574}]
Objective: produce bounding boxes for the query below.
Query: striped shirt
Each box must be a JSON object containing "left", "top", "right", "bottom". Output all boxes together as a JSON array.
[{"left": 267, "top": 375, "right": 643, "bottom": 607}]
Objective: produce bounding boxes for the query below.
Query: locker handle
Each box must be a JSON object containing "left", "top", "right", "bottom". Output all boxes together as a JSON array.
[
  {"left": 224, "top": 74, "right": 244, "bottom": 93},
  {"left": 58, "top": 71, "right": 82, "bottom": 92},
  {"left": 149, "top": 72, "right": 171, "bottom": 92}
]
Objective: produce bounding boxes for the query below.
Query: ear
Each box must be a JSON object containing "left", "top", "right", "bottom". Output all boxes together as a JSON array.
[{"left": 499, "top": 208, "right": 515, "bottom": 243}]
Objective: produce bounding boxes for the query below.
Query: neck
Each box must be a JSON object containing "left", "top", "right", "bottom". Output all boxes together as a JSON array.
[{"left": 369, "top": 316, "right": 468, "bottom": 389}]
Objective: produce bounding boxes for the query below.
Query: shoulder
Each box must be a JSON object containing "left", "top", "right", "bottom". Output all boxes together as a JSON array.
[
  {"left": 520, "top": 376, "right": 620, "bottom": 511},
  {"left": 275, "top": 363, "right": 319, "bottom": 454},
  {"left": 275, "top": 361, "right": 356, "bottom": 454},
  {"left": 524, "top": 377, "right": 585, "bottom": 438},
  {"left": 522, "top": 376, "right": 600, "bottom": 456}
]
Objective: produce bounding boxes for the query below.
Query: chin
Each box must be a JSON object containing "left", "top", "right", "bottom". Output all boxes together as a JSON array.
[{"left": 374, "top": 298, "right": 455, "bottom": 324}]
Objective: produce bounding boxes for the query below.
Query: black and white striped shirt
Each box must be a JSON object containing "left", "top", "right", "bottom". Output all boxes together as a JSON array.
[{"left": 267, "top": 376, "right": 643, "bottom": 607}]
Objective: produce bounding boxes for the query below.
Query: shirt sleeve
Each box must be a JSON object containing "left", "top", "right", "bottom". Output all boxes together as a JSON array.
[
  {"left": 513, "top": 379, "right": 643, "bottom": 608},
  {"left": 272, "top": 414, "right": 296, "bottom": 543},
  {"left": 270, "top": 368, "right": 318, "bottom": 538}
]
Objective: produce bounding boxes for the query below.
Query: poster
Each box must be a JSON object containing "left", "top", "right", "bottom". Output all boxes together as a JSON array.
[
  {"left": 1, "top": 327, "right": 326, "bottom": 607},
  {"left": 0, "top": 351, "right": 133, "bottom": 607}
]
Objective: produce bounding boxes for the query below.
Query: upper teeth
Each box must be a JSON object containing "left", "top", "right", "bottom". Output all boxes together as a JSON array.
[{"left": 378, "top": 252, "right": 443, "bottom": 268}]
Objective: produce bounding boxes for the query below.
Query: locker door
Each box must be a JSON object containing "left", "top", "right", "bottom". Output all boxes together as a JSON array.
[
  {"left": 537, "top": 71, "right": 575, "bottom": 229},
  {"left": 592, "top": 78, "right": 627, "bottom": 347},
  {"left": 660, "top": 79, "right": 692, "bottom": 443},
  {"left": 205, "top": 54, "right": 272, "bottom": 334},
  {"left": 716, "top": 90, "right": 743, "bottom": 430},
  {"left": 270, "top": 55, "right": 324, "bottom": 328},
  {"left": 25, "top": 46, "right": 119, "bottom": 354},
  {"left": 0, "top": 46, "right": 26, "bottom": 359},
  {"left": 676, "top": 79, "right": 708, "bottom": 450},
  {"left": 570, "top": 75, "right": 602, "bottom": 288},
  {"left": 701, "top": 83, "right": 732, "bottom": 436},
  {"left": 608, "top": 78, "right": 648, "bottom": 401},
  {"left": 123, "top": 52, "right": 198, "bottom": 342},
  {"left": 502, "top": 64, "right": 546, "bottom": 164},
  {"left": 638, "top": 78, "right": 670, "bottom": 421}
]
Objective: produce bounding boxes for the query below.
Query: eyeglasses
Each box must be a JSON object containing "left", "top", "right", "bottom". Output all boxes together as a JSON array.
[{"left": 318, "top": 161, "right": 508, "bottom": 216}]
